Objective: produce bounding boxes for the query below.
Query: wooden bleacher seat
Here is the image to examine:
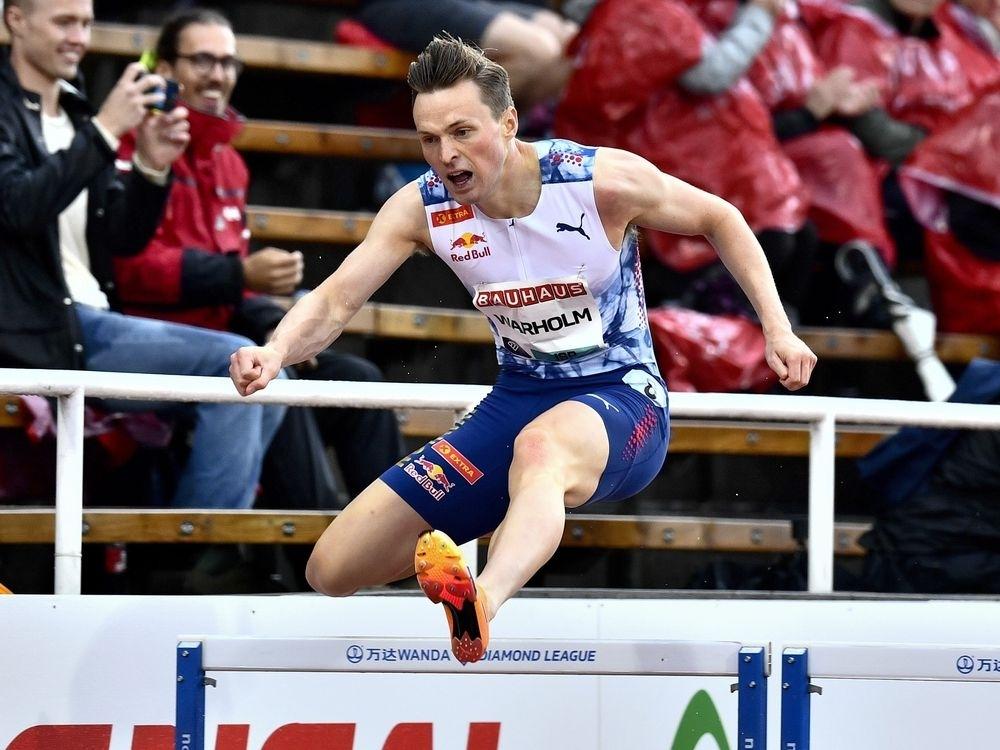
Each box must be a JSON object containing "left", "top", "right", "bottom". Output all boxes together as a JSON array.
[
  {"left": 0, "top": 508, "right": 870, "bottom": 556},
  {"left": 0, "top": 394, "right": 886, "bottom": 458},
  {"left": 5, "top": 22, "right": 992, "bottom": 366},
  {"left": 336, "top": 299, "right": 1000, "bottom": 365},
  {"left": 0, "top": 17, "right": 896, "bottom": 578},
  {"left": 246, "top": 206, "right": 372, "bottom": 245},
  {"left": 399, "top": 408, "right": 889, "bottom": 458},
  {"left": 0, "top": 396, "right": 28, "bottom": 429},
  {"left": 0, "top": 23, "right": 413, "bottom": 79},
  {"left": 236, "top": 120, "right": 421, "bottom": 160}
]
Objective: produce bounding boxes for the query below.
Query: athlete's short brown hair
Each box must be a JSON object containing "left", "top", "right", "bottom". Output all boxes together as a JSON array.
[{"left": 407, "top": 34, "right": 514, "bottom": 119}]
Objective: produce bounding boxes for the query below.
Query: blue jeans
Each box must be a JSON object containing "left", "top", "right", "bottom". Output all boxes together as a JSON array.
[{"left": 75, "top": 305, "right": 285, "bottom": 509}]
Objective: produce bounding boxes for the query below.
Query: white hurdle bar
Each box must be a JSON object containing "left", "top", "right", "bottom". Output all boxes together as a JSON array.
[
  {"left": 175, "top": 637, "right": 769, "bottom": 750},
  {"left": 5, "top": 368, "right": 1000, "bottom": 593},
  {"left": 780, "top": 643, "right": 1000, "bottom": 749}
]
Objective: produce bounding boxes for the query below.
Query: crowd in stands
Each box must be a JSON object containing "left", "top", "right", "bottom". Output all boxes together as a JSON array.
[
  {"left": 1, "top": 0, "right": 999, "bottom": 594},
  {"left": 346, "top": 0, "right": 999, "bottom": 394}
]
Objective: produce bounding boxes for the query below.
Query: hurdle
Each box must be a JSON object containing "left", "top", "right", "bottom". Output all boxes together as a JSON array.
[
  {"left": 174, "top": 637, "right": 768, "bottom": 749},
  {"left": 780, "top": 642, "right": 1000, "bottom": 749}
]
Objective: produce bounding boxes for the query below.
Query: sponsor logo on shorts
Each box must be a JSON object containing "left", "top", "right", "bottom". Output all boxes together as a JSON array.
[
  {"left": 431, "top": 205, "right": 474, "bottom": 227},
  {"left": 405, "top": 456, "right": 456, "bottom": 501},
  {"left": 475, "top": 281, "right": 587, "bottom": 309},
  {"left": 431, "top": 439, "right": 483, "bottom": 485}
]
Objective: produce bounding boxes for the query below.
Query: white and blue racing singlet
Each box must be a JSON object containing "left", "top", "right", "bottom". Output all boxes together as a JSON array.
[{"left": 418, "top": 139, "right": 659, "bottom": 379}]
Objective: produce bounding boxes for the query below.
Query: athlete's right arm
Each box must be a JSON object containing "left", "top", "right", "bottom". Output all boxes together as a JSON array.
[{"left": 230, "top": 183, "right": 430, "bottom": 396}]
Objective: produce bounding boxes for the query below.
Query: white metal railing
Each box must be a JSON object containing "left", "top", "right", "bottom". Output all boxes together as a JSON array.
[{"left": 4, "top": 367, "right": 1000, "bottom": 595}]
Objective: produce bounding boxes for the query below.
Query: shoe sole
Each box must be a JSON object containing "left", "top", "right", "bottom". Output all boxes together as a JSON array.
[{"left": 414, "top": 530, "right": 487, "bottom": 664}]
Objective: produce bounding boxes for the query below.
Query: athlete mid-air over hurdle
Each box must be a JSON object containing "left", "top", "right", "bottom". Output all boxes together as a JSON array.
[{"left": 229, "top": 35, "right": 816, "bottom": 664}]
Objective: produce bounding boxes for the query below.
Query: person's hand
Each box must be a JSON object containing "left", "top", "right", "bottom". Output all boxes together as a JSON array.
[
  {"left": 751, "top": 0, "right": 788, "bottom": 17},
  {"left": 94, "top": 62, "right": 169, "bottom": 138},
  {"left": 242, "top": 248, "right": 304, "bottom": 295},
  {"left": 805, "top": 67, "right": 855, "bottom": 120},
  {"left": 834, "top": 78, "right": 880, "bottom": 117},
  {"left": 230, "top": 344, "right": 285, "bottom": 396},
  {"left": 134, "top": 106, "right": 190, "bottom": 171},
  {"left": 765, "top": 329, "right": 817, "bottom": 391}
]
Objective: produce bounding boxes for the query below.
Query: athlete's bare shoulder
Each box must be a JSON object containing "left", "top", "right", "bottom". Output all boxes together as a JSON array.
[
  {"left": 590, "top": 147, "right": 665, "bottom": 243},
  {"left": 593, "top": 147, "right": 664, "bottom": 224},
  {"left": 366, "top": 179, "right": 432, "bottom": 254},
  {"left": 593, "top": 146, "right": 731, "bottom": 237}
]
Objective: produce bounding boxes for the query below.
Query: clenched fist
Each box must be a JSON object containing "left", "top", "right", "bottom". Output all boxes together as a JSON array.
[{"left": 230, "top": 344, "right": 284, "bottom": 396}]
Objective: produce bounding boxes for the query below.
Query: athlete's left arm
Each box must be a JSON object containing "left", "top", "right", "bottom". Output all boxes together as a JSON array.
[{"left": 594, "top": 147, "right": 816, "bottom": 390}]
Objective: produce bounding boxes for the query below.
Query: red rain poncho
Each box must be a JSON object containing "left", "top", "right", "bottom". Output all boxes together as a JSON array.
[{"left": 555, "top": 0, "right": 809, "bottom": 271}]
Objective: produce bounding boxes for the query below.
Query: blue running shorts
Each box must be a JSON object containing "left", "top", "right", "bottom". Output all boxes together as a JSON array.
[{"left": 381, "top": 366, "right": 670, "bottom": 544}]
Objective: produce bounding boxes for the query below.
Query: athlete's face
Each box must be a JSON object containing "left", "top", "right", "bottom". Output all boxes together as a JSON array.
[
  {"left": 413, "top": 79, "right": 517, "bottom": 205},
  {"left": 5, "top": 0, "right": 93, "bottom": 85}
]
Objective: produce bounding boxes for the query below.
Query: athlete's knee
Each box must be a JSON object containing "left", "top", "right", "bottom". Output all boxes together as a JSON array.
[
  {"left": 512, "top": 426, "right": 561, "bottom": 471},
  {"left": 305, "top": 547, "right": 359, "bottom": 598}
]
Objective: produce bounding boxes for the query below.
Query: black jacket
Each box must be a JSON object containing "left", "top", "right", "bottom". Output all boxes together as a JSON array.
[{"left": 0, "top": 48, "right": 170, "bottom": 369}]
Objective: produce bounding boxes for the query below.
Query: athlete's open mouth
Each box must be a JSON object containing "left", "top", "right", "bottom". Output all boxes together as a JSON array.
[{"left": 448, "top": 170, "right": 473, "bottom": 189}]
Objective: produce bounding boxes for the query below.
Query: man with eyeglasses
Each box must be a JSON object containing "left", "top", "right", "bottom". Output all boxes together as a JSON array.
[
  {"left": 0, "top": 0, "right": 284, "bottom": 513},
  {"left": 113, "top": 8, "right": 402, "bottom": 510}
]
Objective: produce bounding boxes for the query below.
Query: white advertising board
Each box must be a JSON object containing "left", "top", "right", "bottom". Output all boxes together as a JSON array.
[{"left": 2, "top": 593, "right": 1000, "bottom": 749}]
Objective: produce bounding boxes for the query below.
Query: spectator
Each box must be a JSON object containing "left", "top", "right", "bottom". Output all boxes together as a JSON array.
[
  {"left": 0, "top": 0, "right": 283, "bottom": 509},
  {"left": 950, "top": 0, "right": 1000, "bottom": 52},
  {"left": 555, "top": 0, "right": 816, "bottom": 321},
  {"left": 803, "top": 0, "right": 1000, "bottom": 245},
  {"left": 898, "top": 90, "right": 1000, "bottom": 336},
  {"left": 352, "top": 0, "right": 578, "bottom": 107},
  {"left": 686, "top": 0, "right": 891, "bottom": 261},
  {"left": 113, "top": 8, "right": 402, "bottom": 502},
  {"left": 858, "top": 358, "right": 1000, "bottom": 593},
  {"left": 803, "top": 0, "right": 1000, "bottom": 335}
]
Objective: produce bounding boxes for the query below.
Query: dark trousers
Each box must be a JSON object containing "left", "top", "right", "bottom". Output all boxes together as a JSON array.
[{"left": 259, "top": 348, "right": 403, "bottom": 509}]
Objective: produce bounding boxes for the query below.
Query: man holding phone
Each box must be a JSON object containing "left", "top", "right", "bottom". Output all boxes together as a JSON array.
[
  {"left": 0, "top": 0, "right": 284, "bottom": 510},
  {"left": 112, "top": 9, "right": 402, "bottom": 506}
]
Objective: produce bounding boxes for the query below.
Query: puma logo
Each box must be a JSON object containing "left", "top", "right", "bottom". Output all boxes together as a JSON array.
[{"left": 555, "top": 213, "right": 590, "bottom": 240}]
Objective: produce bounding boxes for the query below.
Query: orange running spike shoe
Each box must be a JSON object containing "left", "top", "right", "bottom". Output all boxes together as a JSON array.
[
  {"left": 415, "top": 529, "right": 489, "bottom": 664},
  {"left": 0, "top": 582, "right": 12, "bottom": 595}
]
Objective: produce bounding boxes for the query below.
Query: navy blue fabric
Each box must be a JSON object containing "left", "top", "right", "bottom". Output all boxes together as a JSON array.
[
  {"left": 381, "top": 366, "right": 669, "bottom": 544},
  {"left": 857, "top": 358, "right": 1000, "bottom": 508}
]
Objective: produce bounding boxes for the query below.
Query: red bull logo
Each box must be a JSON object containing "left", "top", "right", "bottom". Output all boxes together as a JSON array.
[
  {"left": 450, "top": 232, "right": 487, "bottom": 250},
  {"left": 405, "top": 456, "right": 456, "bottom": 500},
  {"left": 449, "top": 232, "right": 491, "bottom": 262}
]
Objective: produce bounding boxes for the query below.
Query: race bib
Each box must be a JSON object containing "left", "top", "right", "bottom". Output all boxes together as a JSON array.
[{"left": 473, "top": 274, "right": 606, "bottom": 362}]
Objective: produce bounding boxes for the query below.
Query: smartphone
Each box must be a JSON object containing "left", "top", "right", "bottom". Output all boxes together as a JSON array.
[
  {"left": 138, "top": 51, "right": 179, "bottom": 112},
  {"left": 149, "top": 79, "right": 180, "bottom": 112}
]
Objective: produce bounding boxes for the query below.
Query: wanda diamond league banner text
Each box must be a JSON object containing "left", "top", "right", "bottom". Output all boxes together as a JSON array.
[{"left": 3, "top": 595, "right": 1000, "bottom": 748}]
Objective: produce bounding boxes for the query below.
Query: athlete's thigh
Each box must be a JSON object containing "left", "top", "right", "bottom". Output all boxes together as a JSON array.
[
  {"left": 513, "top": 399, "right": 610, "bottom": 508},
  {"left": 310, "top": 479, "right": 429, "bottom": 588}
]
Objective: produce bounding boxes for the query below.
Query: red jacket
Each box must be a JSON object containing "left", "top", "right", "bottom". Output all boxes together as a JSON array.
[
  {"left": 804, "top": 0, "right": 1000, "bottom": 132},
  {"left": 114, "top": 107, "right": 251, "bottom": 331},
  {"left": 555, "top": 0, "right": 809, "bottom": 271},
  {"left": 689, "top": 0, "right": 894, "bottom": 260}
]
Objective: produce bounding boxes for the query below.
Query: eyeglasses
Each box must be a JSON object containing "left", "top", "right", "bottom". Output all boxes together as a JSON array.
[{"left": 175, "top": 52, "right": 245, "bottom": 76}]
